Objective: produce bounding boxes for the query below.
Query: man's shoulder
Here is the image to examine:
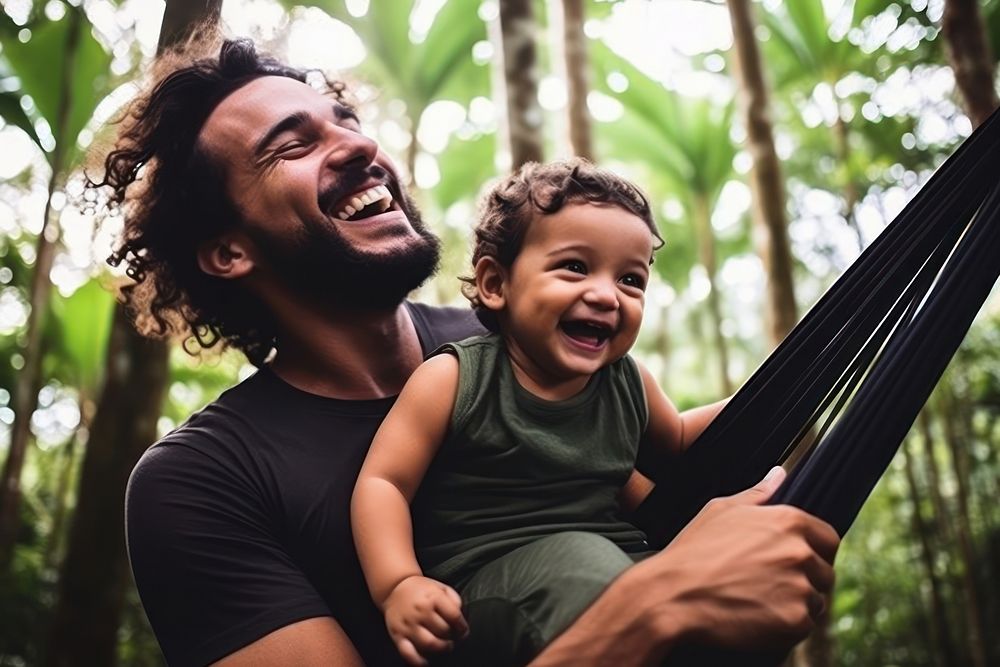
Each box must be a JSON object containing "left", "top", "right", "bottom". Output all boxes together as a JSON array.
[
  {"left": 129, "top": 370, "right": 277, "bottom": 486},
  {"left": 406, "top": 301, "right": 486, "bottom": 353}
]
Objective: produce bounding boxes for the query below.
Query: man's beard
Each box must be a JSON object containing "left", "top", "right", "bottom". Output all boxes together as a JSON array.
[{"left": 248, "top": 188, "right": 441, "bottom": 311}]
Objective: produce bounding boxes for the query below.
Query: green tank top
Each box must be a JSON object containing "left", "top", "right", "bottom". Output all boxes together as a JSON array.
[{"left": 412, "top": 334, "right": 650, "bottom": 588}]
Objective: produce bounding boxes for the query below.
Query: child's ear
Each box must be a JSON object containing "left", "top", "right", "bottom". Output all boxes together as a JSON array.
[
  {"left": 197, "top": 232, "right": 256, "bottom": 280},
  {"left": 474, "top": 256, "right": 507, "bottom": 311}
]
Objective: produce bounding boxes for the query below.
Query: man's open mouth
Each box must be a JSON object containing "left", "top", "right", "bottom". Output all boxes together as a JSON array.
[
  {"left": 560, "top": 319, "right": 615, "bottom": 348},
  {"left": 332, "top": 184, "right": 394, "bottom": 221}
]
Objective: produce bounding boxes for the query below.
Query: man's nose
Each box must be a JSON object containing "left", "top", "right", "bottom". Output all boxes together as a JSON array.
[
  {"left": 322, "top": 123, "right": 380, "bottom": 170},
  {"left": 583, "top": 279, "right": 619, "bottom": 310}
]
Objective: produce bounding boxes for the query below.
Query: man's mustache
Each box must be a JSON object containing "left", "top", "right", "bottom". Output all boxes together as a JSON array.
[{"left": 318, "top": 164, "right": 394, "bottom": 215}]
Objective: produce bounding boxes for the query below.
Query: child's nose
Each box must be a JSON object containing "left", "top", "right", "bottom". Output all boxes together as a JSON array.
[{"left": 583, "top": 281, "right": 619, "bottom": 309}]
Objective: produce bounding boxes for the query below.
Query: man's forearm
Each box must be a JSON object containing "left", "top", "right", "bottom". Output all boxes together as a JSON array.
[{"left": 528, "top": 561, "right": 682, "bottom": 667}]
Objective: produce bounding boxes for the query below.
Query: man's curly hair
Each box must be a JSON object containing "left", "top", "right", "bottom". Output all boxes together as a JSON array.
[
  {"left": 461, "top": 158, "right": 664, "bottom": 327},
  {"left": 95, "top": 38, "right": 348, "bottom": 366}
]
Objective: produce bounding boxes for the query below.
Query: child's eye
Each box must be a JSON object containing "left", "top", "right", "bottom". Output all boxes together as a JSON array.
[
  {"left": 561, "top": 260, "right": 587, "bottom": 274},
  {"left": 620, "top": 273, "right": 646, "bottom": 290}
]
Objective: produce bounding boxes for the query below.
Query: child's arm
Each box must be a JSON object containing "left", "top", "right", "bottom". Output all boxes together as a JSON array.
[
  {"left": 351, "top": 353, "right": 468, "bottom": 665},
  {"left": 633, "top": 363, "right": 730, "bottom": 485}
]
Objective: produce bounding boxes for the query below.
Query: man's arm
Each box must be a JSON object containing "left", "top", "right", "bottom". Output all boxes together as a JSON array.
[
  {"left": 531, "top": 467, "right": 839, "bottom": 666},
  {"left": 127, "top": 443, "right": 367, "bottom": 666},
  {"left": 212, "top": 618, "right": 364, "bottom": 666}
]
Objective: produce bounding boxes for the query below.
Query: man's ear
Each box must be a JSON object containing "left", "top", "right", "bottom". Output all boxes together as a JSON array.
[
  {"left": 196, "top": 233, "right": 256, "bottom": 279},
  {"left": 474, "top": 256, "right": 507, "bottom": 311}
]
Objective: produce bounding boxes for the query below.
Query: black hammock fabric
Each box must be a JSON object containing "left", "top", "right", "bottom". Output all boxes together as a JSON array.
[{"left": 633, "top": 107, "right": 1000, "bottom": 662}]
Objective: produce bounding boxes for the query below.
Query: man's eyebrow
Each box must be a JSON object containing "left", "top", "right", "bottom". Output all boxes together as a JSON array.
[
  {"left": 333, "top": 103, "right": 360, "bottom": 123},
  {"left": 252, "top": 111, "right": 310, "bottom": 157}
]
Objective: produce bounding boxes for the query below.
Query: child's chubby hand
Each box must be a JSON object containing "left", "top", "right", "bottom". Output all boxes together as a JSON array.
[{"left": 383, "top": 574, "right": 470, "bottom": 666}]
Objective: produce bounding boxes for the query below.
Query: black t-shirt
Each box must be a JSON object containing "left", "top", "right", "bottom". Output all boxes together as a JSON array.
[{"left": 125, "top": 303, "right": 484, "bottom": 666}]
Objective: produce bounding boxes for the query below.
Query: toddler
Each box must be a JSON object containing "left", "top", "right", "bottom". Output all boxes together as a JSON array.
[{"left": 352, "top": 159, "right": 725, "bottom": 666}]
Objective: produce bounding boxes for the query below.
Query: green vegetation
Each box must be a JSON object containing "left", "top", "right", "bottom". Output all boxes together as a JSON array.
[{"left": 0, "top": 0, "right": 997, "bottom": 664}]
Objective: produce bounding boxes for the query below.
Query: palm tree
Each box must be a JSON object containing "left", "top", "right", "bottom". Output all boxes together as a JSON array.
[
  {"left": 941, "top": 0, "right": 999, "bottom": 127},
  {"left": 553, "top": 0, "right": 594, "bottom": 159},
  {"left": 43, "top": 2, "right": 211, "bottom": 660},
  {"left": 497, "top": 0, "right": 544, "bottom": 167},
  {"left": 760, "top": 0, "right": 909, "bottom": 251},
  {"left": 298, "top": 0, "right": 490, "bottom": 181},
  {"left": 0, "top": 4, "right": 113, "bottom": 570},
  {"left": 725, "top": 0, "right": 798, "bottom": 348},
  {"left": 593, "top": 43, "right": 739, "bottom": 395}
]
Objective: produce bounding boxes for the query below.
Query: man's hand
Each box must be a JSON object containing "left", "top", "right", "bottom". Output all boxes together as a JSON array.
[
  {"left": 530, "top": 467, "right": 840, "bottom": 667},
  {"left": 648, "top": 466, "right": 840, "bottom": 649},
  {"left": 383, "top": 575, "right": 469, "bottom": 666}
]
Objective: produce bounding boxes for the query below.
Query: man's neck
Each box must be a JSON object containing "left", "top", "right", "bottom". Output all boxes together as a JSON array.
[{"left": 268, "top": 300, "right": 424, "bottom": 400}]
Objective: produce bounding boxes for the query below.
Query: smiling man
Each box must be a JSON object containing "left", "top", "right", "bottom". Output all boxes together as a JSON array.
[{"left": 109, "top": 39, "right": 838, "bottom": 666}]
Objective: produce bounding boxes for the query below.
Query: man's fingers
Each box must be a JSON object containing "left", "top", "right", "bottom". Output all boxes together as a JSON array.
[
  {"left": 799, "top": 514, "right": 841, "bottom": 564},
  {"left": 730, "top": 466, "right": 786, "bottom": 506},
  {"left": 807, "top": 591, "right": 827, "bottom": 620},
  {"left": 802, "top": 550, "right": 836, "bottom": 595}
]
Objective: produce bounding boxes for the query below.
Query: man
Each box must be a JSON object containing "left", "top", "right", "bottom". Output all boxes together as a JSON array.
[{"left": 109, "top": 38, "right": 839, "bottom": 666}]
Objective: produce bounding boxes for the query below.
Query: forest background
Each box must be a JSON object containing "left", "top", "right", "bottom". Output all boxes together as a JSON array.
[{"left": 0, "top": 0, "right": 998, "bottom": 665}]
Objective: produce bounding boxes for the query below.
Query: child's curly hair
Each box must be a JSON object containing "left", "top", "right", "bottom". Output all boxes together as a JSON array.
[{"left": 461, "top": 158, "right": 663, "bottom": 325}]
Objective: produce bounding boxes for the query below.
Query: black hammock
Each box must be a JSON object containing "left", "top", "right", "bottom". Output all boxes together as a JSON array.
[{"left": 633, "top": 107, "right": 1000, "bottom": 663}]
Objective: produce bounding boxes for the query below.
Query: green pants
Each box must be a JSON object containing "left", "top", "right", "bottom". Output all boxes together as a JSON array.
[{"left": 440, "top": 531, "right": 654, "bottom": 667}]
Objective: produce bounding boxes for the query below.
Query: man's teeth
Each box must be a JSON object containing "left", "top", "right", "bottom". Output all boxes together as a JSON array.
[{"left": 335, "top": 185, "right": 393, "bottom": 220}]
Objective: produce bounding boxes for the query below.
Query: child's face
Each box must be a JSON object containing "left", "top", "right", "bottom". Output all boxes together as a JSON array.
[{"left": 494, "top": 203, "right": 654, "bottom": 386}]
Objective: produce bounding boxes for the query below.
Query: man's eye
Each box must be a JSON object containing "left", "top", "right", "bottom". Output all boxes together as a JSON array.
[
  {"left": 561, "top": 261, "right": 587, "bottom": 274},
  {"left": 621, "top": 273, "right": 646, "bottom": 290},
  {"left": 276, "top": 142, "right": 308, "bottom": 156}
]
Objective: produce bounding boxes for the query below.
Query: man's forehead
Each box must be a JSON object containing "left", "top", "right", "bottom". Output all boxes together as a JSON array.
[{"left": 200, "top": 76, "right": 329, "bottom": 150}]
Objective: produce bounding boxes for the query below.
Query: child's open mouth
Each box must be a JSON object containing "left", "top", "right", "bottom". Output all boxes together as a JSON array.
[{"left": 559, "top": 320, "right": 614, "bottom": 349}]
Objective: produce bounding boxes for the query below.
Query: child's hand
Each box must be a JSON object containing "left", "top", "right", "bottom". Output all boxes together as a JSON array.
[{"left": 383, "top": 575, "right": 469, "bottom": 666}]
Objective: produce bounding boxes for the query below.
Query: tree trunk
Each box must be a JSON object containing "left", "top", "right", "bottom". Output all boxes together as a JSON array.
[
  {"left": 44, "top": 307, "right": 169, "bottom": 667},
  {"left": 44, "top": 4, "right": 211, "bottom": 663},
  {"left": 938, "top": 390, "right": 989, "bottom": 667},
  {"left": 497, "top": 0, "right": 544, "bottom": 168},
  {"left": 156, "top": 0, "right": 223, "bottom": 53},
  {"left": 693, "top": 194, "right": 732, "bottom": 395},
  {"left": 918, "top": 409, "right": 956, "bottom": 549},
  {"left": 0, "top": 6, "right": 82, "bottom": 572},
  {"left": 831, "top": 108, "right": 865, "bottom": 252},
  {"left": 724, "top": 0, "right": 798, "bottom": 347},
  {"left": 405, "top": 103, "right": 425, "bottom": 188},
  {"left": 901, "top": 437, "right": 960, "bottom": 667},
  {"left": 941, "top": 0, "right": 1000, "bottom": 128},
  {"left": 557, "top": 0, "right": 593, "bottom": 160}
]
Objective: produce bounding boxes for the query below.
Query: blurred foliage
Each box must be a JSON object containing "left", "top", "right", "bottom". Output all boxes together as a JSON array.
[{"left": 0, "top": 0, "right": 998, "bottom": 665}]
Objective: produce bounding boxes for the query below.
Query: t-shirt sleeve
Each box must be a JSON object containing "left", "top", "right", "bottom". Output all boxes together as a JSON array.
[{"left": 125, "top": 441, "right": 331, "bottom": 667}]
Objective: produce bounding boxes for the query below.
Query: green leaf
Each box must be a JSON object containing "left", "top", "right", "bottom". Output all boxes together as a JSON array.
[
  {"left": 433, "top": 131, "right": 497, "bottom": 211},
  {"left": 45, "top": 280, "right": 115, "bottom": 396},
  {"left": 1, "top": 5, "right": 112, "bottom": 169},
  {"left": 0, "top": 86, "right": 41, "bottom": 148},
  {"left": 413, "top": 0, "right": 487, "bottom": 106}
]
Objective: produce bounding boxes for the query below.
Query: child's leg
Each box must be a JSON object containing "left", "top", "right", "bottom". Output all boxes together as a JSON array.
[{"left": 442, "top": 531, "right": 644, "bottom": 667}]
